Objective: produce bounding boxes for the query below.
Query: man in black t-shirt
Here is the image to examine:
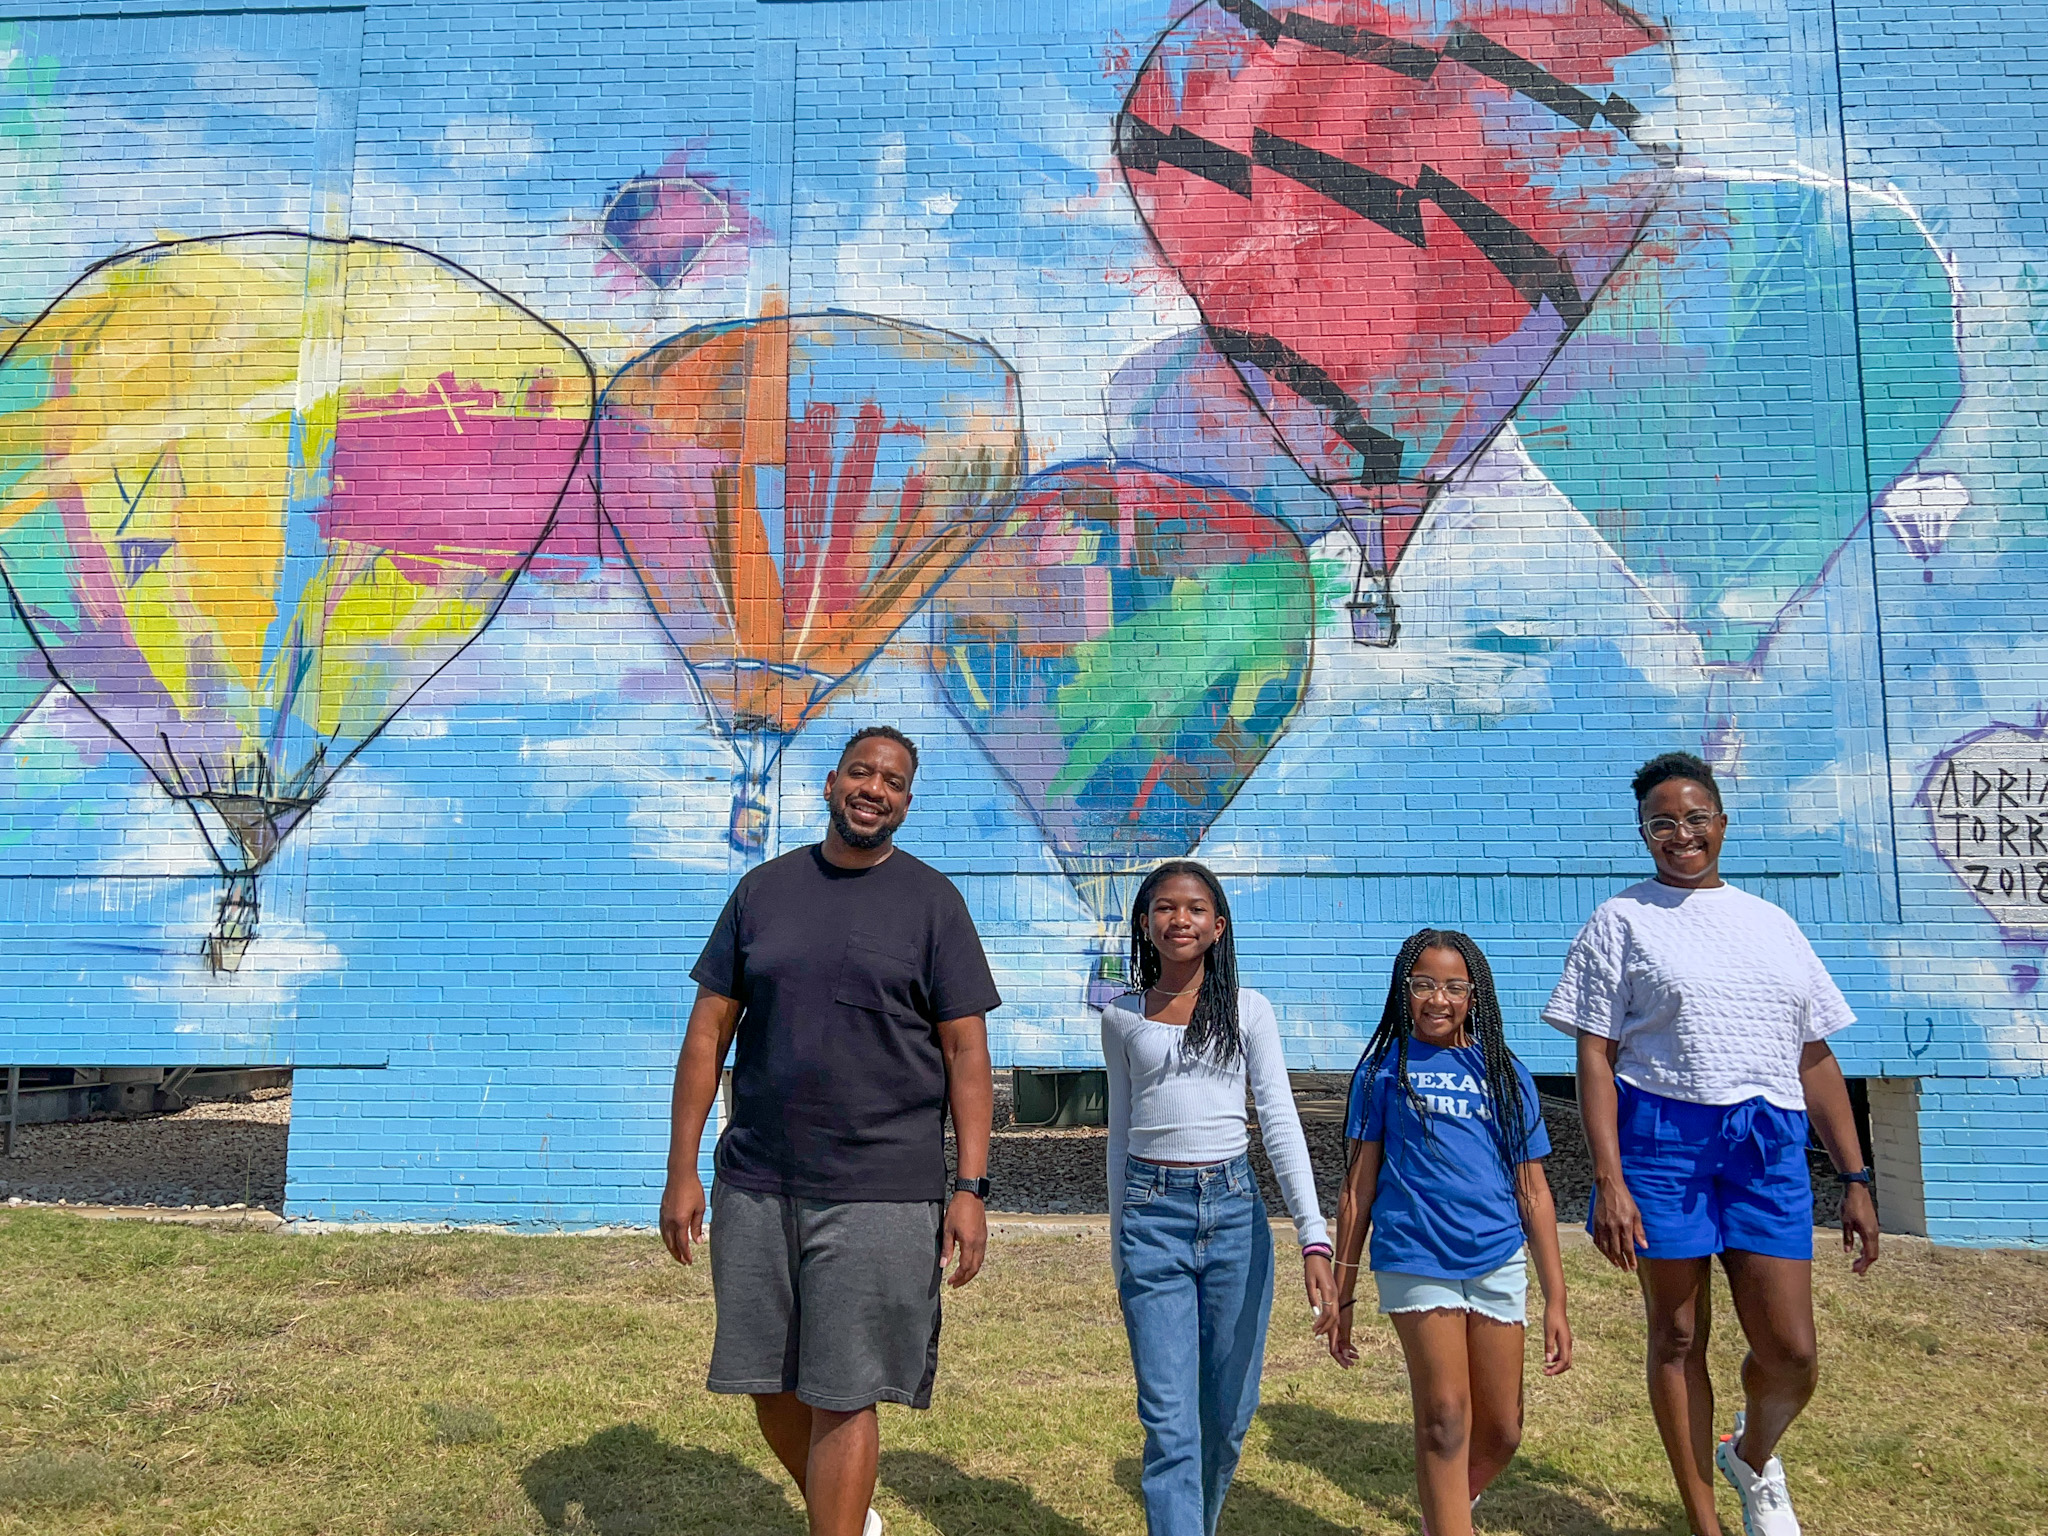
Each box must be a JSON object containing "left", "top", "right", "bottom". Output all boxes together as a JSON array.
[{"left": 660, "top": 726, "right": 1000, "bottom": 1536}]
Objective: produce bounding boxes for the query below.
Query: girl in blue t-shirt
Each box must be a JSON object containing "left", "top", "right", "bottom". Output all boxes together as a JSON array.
[{"left": 1315, "top": 928, "right": 1571, "bottom": 1536}]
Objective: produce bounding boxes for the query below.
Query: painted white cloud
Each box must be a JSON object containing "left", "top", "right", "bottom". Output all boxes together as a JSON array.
[
  {"left": 118, "top": 885, "right": 345, "bottom": 1032},
  {"left": 298, "top": 769, "right": 460, "bottom": 853},
  {"left": 184, "top": 50, "right": 326, "bottom": 125},
  {"left": 1307, "top": 426, "right": 1707, "bottom": 716},
  {"left": 0, "top": 86, "right": 324, "bottom": 314},
  {"left": 824, "top": 126, "right": 1201, "bottom": 473},
  {"left": 389, "top": 577, "right": 696, "bottom": 731},
  {"left": 437, "top": 115, "right": 546, "bottom": 176},
  {"left": 522, "top": 706, "right": 736, "bottom": 873}
]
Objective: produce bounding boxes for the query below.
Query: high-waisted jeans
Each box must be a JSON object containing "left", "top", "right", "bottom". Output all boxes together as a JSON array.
[{"left": 1115, "top": 1153, "right": 1275, "bottom": 1536}]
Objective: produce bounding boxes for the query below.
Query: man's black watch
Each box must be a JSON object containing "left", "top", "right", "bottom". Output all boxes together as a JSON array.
[{"left": 953, "top": 1176, "right": 991, "bottom": 1200}]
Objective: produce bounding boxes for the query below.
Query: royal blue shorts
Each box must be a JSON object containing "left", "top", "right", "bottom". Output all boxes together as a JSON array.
[{"left": 1587, "top": 1080, "right": 1815, "bottom": 1262}]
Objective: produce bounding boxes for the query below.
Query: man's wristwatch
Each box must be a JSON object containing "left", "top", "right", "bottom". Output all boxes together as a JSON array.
[
  {"left": 953, "top": 1176, "right": 991, "bottom": 1199},
  {"left": 1835, "top": 1168, "right": 1873, "bottom": 1186}
]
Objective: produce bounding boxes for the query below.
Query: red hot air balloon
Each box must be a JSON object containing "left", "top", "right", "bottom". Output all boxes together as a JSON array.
[{"left": 1117, "top": 0, "right": 1678, "bottom": 642}]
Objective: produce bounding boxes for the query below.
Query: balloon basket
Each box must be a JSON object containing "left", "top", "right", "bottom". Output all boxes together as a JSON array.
[
  {"left": 727, "top": 794, "right": 771, "bottom": 859},
  {"left": 202, "top": 873, "right": 259, "bottom": 975},
  {"left": 1347, "top": 571, "right": 1399, "bottom": 648},
  {"left": 1085, "top": 947, "right": 1130, "bottom": 1010},
  {"left": 724, "top": 737, "right": 780, "bottom": 864}
]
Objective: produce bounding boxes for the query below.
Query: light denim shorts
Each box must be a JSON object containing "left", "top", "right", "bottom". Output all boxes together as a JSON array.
[{"left": 1374, "top": 1247, "right": 1529, "bottom": 1326}]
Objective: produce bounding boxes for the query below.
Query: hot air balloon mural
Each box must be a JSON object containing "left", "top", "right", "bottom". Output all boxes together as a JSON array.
[
  {"left": 597, "top": 312, "right": 1024, "bottom": 857},
  {"left": 596, "top": 149, "right": 761, "bottom": 295},
  {"left": 1515, "top": 174, "right": 1963, "bottom": 668},
  {"left": 601, "top": 173, "right": 736, "bottom": 290},
  {"left": 1108, "top": 329, "right": 1341, "bottom": 544},
  {"left": 1116, "top": 0, "right": 1679, "bottom": 643},
  {"left": 0, "top": 323, "right": 54, "bottom": 742},
  {"left": 0, "top": 590, "right": 50, "bottom": 742},
  {"left": 932, "top": 462, "right": 1315, "bottom": 1006},
  {"left": 0, "top": 233, "right": 596, "bottom": 971}
]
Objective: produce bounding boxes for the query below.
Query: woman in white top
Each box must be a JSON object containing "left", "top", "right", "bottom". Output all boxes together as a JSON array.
[
  {"left": 1545, "top": 753, "right": 1879, "bottom": 1536},
  {"left": 1102, "top": 859, "right": 1336, "bottom": 1536}
]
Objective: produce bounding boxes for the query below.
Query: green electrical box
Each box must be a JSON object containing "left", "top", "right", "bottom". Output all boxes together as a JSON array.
[{"left": 1011, "top": 1068, "right": 1109, "bottom": 1128}]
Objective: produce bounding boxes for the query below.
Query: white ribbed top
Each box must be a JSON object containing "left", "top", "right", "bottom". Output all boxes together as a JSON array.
[
  {"left": 1543, "top": 879, "right": 1854, "bottom": 1110},
  {"left": 1101, "top": 986, "right": 1328, "bottom": 1250}
]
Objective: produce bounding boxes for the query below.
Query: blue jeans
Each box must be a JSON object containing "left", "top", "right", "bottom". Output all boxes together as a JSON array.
[{"left": 1116, "top": 1154, "right": 1275, "bottom": 1536}]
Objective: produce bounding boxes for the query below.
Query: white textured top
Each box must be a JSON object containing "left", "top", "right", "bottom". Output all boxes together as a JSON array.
[
  {"left": 1102, "top": 986, "right": 1329, "bottom": 1250},
  {"left": 1542, "top": 880, "right": 1854, "bottom": 1111}
]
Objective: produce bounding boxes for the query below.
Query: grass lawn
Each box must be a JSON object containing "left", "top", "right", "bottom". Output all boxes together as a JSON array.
[{"left": 0, "top": 1210, "right": 2042, "bottom": 1535}]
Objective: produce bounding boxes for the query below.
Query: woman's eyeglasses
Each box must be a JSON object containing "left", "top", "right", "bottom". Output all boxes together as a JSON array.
[
  {"left": 1642, "top": 811, "right": 1722, "bottom": 842},
  {"left": 1406, "top": 978, "right": 1472, "bottom": 999}
]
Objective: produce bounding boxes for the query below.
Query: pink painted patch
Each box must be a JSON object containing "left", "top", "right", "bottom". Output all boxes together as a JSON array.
[{"left": 323, "top": 379, "right": 590, "bottom": 571}]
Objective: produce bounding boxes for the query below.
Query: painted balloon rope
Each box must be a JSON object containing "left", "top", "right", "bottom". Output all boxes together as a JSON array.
[
  {"left": 1217, "top": 0, "right": 1659, "bottom": 143},
  {"left": 0, "top": 229, "right": 600, "bottom": 973},
  {"left": 155, "top": 733, "right": 325, "bottom": 973},
  {"left": 1071, "top": 861, "right": 1151, "bottom": 1008}
]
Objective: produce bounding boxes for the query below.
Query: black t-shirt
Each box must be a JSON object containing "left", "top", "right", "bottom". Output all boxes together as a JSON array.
[{"left": 690, "top": 843, "right": 1003, "bottom": 1202}]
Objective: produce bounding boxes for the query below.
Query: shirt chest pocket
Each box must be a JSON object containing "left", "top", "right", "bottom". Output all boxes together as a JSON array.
[{"left": 832, "top": 925, "right": 925, "bottom": 1019}]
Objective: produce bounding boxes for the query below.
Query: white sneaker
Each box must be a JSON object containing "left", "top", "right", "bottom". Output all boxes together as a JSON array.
[
  {"left": 862, "top": 1510, "right": 884, "bottom": 1536},
  {"left": 1715, "top": 1413, "right": 1801, "bottom": 1536}
]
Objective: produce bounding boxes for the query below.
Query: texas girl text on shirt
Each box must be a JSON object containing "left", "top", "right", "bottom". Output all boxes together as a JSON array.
[{"left": 1408, "top": 1068, "right": 1494, "bottom": 1120}]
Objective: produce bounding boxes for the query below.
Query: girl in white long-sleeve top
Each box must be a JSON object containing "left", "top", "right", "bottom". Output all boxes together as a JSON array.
[{"left": 1102, "top": 859, "right": 1337, "bottom": 1536}]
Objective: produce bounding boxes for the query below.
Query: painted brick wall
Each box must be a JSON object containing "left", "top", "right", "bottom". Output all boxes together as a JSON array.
[
  {"left": 1918, "top": 1077, "right": 2048, "bottom": 1247},
  {"left": 0, "top": 0, "right": 2043, "bottom": 1241}
]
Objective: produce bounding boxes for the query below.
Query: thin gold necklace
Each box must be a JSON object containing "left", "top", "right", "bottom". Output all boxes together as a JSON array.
[{"left": 1147, "top": 979, "right": 1203, "bottom": 1000}]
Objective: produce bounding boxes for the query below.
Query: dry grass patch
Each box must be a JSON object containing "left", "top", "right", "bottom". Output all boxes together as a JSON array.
[{"left": 0, "top": 1210, "right": 2041, "bottom": 1534}]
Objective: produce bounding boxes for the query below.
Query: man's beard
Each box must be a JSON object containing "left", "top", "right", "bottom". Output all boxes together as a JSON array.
[{"left": 829, "top": 798, "right": 902, "bottom": 851}]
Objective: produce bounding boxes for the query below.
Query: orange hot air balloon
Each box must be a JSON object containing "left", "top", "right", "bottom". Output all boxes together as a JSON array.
[{"left": 597, "top": 313, "right": 1024, "bottom": 855}]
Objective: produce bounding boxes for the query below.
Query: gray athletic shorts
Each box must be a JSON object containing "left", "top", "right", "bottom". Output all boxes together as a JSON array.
[{"left": 707, "top": 1182, "right": 945, "bottom": 1412}]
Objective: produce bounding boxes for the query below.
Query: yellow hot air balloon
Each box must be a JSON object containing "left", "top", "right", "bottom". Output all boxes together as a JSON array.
[{"left": 0, "top": 233, "right": 595, "bottom": 970}]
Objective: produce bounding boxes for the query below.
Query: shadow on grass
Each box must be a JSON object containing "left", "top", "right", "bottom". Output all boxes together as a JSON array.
[
  {"left": 1112, "top": 1454, "right": 1354, "bottom": 1536},
  {"left": 1260, "top": 1402, "right": 1680, "bottom": 1536},
  {"left": 881, "top": 1449, "right": 1095, "bottom": 1534},
  {"left": 522, "top": 1424, "right": 802, "bottom": 1535}
]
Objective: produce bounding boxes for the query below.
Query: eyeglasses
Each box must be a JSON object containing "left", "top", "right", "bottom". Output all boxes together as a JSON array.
[
  {"left": 1407, "top": 978, "right": 1472, "bottom": 999},
  {"left": 1642, "top": 810, "right": 1722, "bottom": 841}
]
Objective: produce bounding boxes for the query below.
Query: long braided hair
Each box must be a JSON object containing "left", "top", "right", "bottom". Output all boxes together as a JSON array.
[
  {"left": 1356, "top": 928, "right": 1536, "bottom": 1217},
  {"left": 1127, "top": 859, "right": 1242, "bottom": 1067}
]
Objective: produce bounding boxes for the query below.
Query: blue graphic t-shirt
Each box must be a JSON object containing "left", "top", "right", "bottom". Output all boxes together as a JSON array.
[{"left": 1346, "top": 1041, "right": 1551, "bottom": 1280}]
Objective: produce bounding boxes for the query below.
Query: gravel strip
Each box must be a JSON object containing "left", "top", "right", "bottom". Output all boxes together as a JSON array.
[
  {"left": 0, "top": 1088, "right": 289, "bottom": 1212},
  {"left": 3, "top": 1081, "right": 1844, "bottom": 1229}
]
